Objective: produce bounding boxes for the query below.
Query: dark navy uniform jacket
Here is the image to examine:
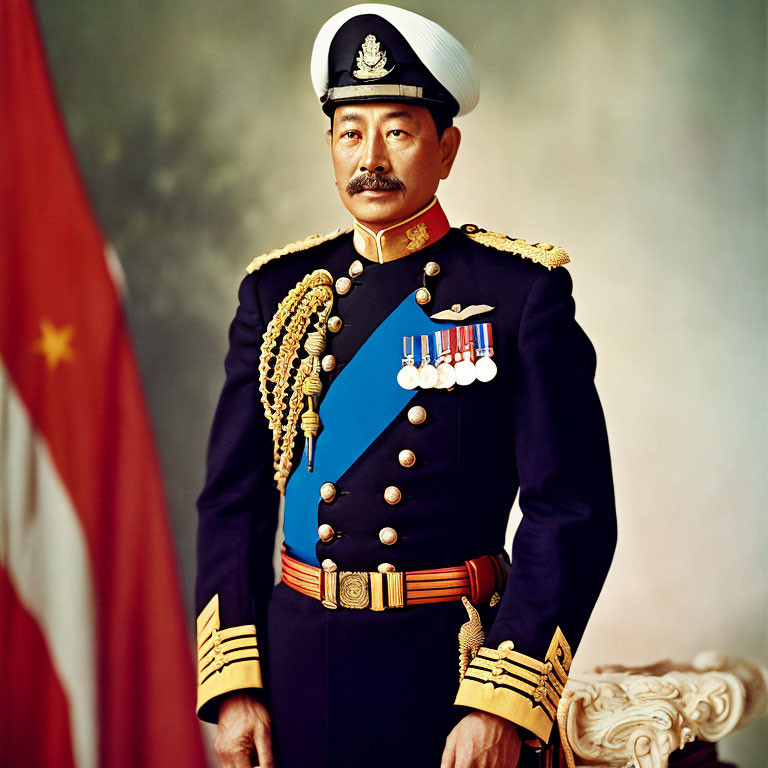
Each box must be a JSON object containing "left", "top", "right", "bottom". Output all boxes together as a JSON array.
[{"left": 195, "top": 200, "right": 617, "bottom": 768}]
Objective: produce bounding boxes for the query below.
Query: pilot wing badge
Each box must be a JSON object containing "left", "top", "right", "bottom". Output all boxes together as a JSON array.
[{"left": 353, "top": 34, "right": 394, "bottom": 80}]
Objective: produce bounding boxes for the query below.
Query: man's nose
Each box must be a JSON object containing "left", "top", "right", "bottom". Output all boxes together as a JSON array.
[{"left": 359, "top": 134, "right": 390, "bottom": 174}]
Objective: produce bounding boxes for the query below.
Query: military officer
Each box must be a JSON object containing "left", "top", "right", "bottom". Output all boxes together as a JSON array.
[{"left": 195, "top": 5, "right": 617, "bottom": 768}]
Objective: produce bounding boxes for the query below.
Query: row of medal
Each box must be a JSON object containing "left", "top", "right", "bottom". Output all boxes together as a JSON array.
[{"left": 397, "top": 322, "right": 497, "bottom": 390}]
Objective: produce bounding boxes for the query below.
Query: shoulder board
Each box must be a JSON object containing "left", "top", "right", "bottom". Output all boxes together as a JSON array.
[
  {"left": 246, "top": 226, "right": 352, "bottom": 273},
  {"left": 460, "top": 224, "right": 569, "bottom": 270}
]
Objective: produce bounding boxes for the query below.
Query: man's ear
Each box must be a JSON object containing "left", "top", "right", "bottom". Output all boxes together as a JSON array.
[
  {"left": 326, "top": 128, "right": 333, "bottom": 149},
  {"left": 439, "top": 126, "right": 461, "bottom": 180}
]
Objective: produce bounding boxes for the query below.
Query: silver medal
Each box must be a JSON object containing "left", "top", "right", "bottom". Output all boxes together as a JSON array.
[
  {"left": 435, "top": 362, "right": 456, "bottom": 389},
  {"left": 454, "top": 358, "right": 476, "bottom": 386},
  {"left": 397, "top": 363, "right": 420, "bottom": 390},
  {"left": 418, "top": 364, "right": 439, "bottom": 389},
  {"left": 475, "top": 355, "right": 497, "bottom": 382}
]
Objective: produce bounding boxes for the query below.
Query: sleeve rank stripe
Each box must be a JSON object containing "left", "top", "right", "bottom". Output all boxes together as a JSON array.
[
  {"left": 465, "top": 664, "right": 541, "bottom": 690},
  {"left": 460, "top": 673, "right": 557, "bottom": 722},
  {"left": 199, "top": 654, "right": 261, "bottom": 687},
  {"left": 470, "top": 656, "right": 541, "bottom": 683},
  {"left": 198, "top": 639, "right": 260, "bottom": 672},
  {"left": 198, "top": 630, "right": 259, "bottom": 656},
  {"left": 199, "top": 646, "right": 259, "bottom": 676},
  {"left": 476, "top": 648, "right": 544, "bottom": 674}
]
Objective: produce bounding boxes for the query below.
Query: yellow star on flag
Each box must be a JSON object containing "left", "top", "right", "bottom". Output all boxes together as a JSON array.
[{"left": 33, "top": 318, "right": 75, "bottom": 370}]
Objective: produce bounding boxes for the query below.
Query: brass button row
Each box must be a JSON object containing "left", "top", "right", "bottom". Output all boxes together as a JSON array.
[
  {"left": 319, "top": 482, "right": 405, "bottom": 506},
  {"left": 316, "top": 398, "right": 429, "bottom": 549},
  {"left": 335, "top": 260, "right": 365, "bottom": 297},
  {"left": 317, "top": 524, "right": 398, "bottom": 547},
  {"left": 414, "top": 260, "right": 441, "bottom": 306},
  {"left": 323, "top": 262, "right": 366, "bottom": 374},
  {"left": 321, "top": 559, "right": 396, "bottom": 573}
]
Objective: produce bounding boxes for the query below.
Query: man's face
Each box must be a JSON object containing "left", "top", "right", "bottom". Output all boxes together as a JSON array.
[{"left": 329, "top": 102, "right": 460, "bottom": 229}]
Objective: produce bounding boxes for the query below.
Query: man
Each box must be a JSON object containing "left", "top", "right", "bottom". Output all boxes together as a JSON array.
[{"left": 195, "top": 5, "right": 617, "bottom": 768}]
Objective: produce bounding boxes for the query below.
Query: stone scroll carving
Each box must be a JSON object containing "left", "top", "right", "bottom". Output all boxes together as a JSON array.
[{"left": 557, "top": 652, "right": 767, "bottom": 768}]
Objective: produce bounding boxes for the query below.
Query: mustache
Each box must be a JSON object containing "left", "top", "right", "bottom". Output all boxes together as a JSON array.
[{"left": 346, "top": 172, "right": 405, "bottom": 195}]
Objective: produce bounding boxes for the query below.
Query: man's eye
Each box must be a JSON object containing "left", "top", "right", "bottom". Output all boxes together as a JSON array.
[
  {"left": 389, "top": 129, "right": 404, "bottom": 137},
  {"left": 342, "top": 131, "right": 358, "bottom": 140}
]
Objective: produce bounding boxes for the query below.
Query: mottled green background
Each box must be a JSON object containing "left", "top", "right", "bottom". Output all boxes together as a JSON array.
[{"left": 35, "top": 0, "right": 766, "bottom": 763}]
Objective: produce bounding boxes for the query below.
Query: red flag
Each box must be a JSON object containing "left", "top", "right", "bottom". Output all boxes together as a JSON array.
[{"left": 0, "top": 1, "right": 208, "bottom": 767}]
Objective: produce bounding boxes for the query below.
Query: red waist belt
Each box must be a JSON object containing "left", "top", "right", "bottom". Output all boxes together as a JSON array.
[{"left": 281, "top": 549, "right": 505, "bottom": 611}]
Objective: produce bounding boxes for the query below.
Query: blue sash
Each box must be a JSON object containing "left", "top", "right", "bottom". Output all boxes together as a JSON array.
[{"left": 283, "top": 291, "right": 445, "bottom": 563}]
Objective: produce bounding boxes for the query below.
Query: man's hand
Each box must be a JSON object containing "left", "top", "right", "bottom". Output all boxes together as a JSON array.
[
  {"left": 214, "top": 694, "right": 274, "bottom": 768},
  {"left": 440, "top": 711, "right": 522, "bottom": 768}
]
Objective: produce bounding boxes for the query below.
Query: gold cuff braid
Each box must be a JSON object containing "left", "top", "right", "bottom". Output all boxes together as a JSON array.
[
  {"left": 454, "top": 627, "right": 571, "bottom": 741},
  {"left": 196, "top": 594, "right": 263, "bottom": 716}
]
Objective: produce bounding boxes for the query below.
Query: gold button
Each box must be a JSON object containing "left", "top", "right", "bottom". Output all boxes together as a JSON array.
[
  {"left": 335, "top": 276, "right": 351, "bottom": 295},
  {"left": 398, "top": 449, "right": 416, "bottom": 468},
  {"left": 320, "top": 482, "right": 336, "bottom": 503},
  {"left": 379, "top": 527, "right": 398, "bottom": 546},
  {"left": 321, "top": 354, "right": 336, "bottom": 372},
  {"left": 415, "top": 287, "right": 431, "bottom": 305},
  {"left": 383, "top": 486, "right": 402, "bottom": 505},
  {"left": 537, "top": 242, "right": 553, "bottom": 251},
  {"left": 322, "top": 558, "right": 337, "bottom": 572},
  {"left": 498, "top": 640, "right": 515, "bottom": 653},
  {"left": 349, "top": 259, "right": 364, "bottom": 278},
  {"left": 328, "top": 316, "right": 342, "bottom": 333},
  {"left": 424, "top": 261, "right": 441, "bottom": 277},
  {"left": 407, "top": 405, "right": 427, "bottom": 425},
  {"left": 318, "top": 523, "right": 335, "bottom": 542},
  {"left": 377, "top": 562, "right": 396, "bottom": 573},
  {"left": 451, "top": 303, "right": 462, "bottom": 312}
]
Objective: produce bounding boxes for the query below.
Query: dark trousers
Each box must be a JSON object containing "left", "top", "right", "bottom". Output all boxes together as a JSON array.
[{"left": 265, "top": 583, "right": 553, "bottom": 768}]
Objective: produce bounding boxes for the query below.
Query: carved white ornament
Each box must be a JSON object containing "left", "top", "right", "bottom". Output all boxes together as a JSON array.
[{"left": 557, "top": 652, "right": 768, "bottom": 768}]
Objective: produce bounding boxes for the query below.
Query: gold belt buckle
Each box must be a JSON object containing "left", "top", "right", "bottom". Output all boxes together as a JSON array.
[
  {"left": 338, "top": 572, "right": 370, "bottom": 609},
  {"left": 322, "top": 570, "right": 405, "bottom": 611}
]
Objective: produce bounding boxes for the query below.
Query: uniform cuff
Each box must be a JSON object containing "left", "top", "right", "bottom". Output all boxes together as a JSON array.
[
  {"left": 196, "top": 594, "right": 263, "bottom": 722},
  {"left": 454, "top": 627, "right": 571, "bottom": 742}
]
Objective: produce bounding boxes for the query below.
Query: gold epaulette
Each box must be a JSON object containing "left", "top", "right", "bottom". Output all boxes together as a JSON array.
[
  {"left": 196, "top": 594, "right": 263, "bottom": 719},
  {"left": 454, "top": 627, "right": 572, "bottom": 742},
  {"left": 247, "top": 227, "right": 352, "bottom": 273},
  {"left": 461, "top": 224, "right": 570, "bottom": 269}
]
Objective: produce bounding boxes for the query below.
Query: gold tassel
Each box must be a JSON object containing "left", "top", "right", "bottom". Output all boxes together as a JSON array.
[
  {"left": 259, "top": 270, "right": 334, "bottom": 493},
  {"left": 458, "top": 596, "right": 485, "bottom": 681}
]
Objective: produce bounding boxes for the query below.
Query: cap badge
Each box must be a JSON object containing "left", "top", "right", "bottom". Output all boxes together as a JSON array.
[{"left": 353, "top": 34, "right": 394, "bottom": 80}]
